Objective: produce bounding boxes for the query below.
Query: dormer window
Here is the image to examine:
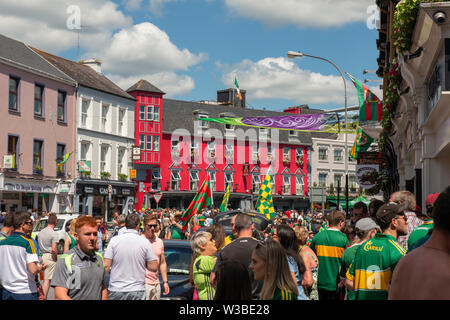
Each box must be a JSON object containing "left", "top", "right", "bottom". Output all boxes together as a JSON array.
[{"left": 198, "top": 114, "right": 208, "bottom": 128}]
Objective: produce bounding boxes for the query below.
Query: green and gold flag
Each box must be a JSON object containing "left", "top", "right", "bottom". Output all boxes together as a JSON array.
[
  {"left": 181, "top": 175, "right": 212, "bottom": 232},
  {"left": 57, "top": 151, "right": 73, "bottom": 167},
  {"left": 219, "top": 184, "right": 231, "bottom": 212},
  {"left": 255, "top": 170, "right": 275, "bottom": 220},
  {"left": 350, "top": 127, "right": 374, "bottom": 160}
]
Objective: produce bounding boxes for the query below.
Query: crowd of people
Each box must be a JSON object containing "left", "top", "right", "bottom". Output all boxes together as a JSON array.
[{"left": 0, "top": 185, "right": 449, "bottom": 300}]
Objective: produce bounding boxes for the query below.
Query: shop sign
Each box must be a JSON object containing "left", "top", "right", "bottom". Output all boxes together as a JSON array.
[
  {"left": 122, "top": 189, "right": 131, "bottom": 196},
  {"left": 130, "top": 169, "right": 136, "bottom": 179},
  {"left": 59, "top": 183, "right": 70, "bottom": 193},
  {"left": 78, "top": 160, "right": 91, "bottom": 172},
  {"left": 84, "top": 187, "right": 94, "bottom": 193},
  {"left": 3, "top": 182, "right": 55, "bottom": 193},
  {"left": 356, "top": 164, "right": 379, "bottom": 189}
]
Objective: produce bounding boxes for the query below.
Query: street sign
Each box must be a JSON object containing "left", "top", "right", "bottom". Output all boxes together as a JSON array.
[
  {"left": 132, "top": 146, "right": 141, "bottom": 161},
  {"left": 152, "top": 193, "right": 163, "bottom": 204}
]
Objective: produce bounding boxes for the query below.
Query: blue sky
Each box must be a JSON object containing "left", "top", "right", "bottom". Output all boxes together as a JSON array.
[{"left": 0, "top": 0, "right": 381, "bottom": 111}]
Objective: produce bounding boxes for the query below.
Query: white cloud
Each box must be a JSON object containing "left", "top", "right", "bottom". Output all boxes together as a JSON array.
[
  {"left": 95, "top": 22, "right": 207, "bottom": 76},
  {"left": 108, "top": 71, "right": 195, "bottom": 97},
  {"left": 221, "top": 57, "right": 377, "bottom": 107},
  {"left": 0, "top": 0, "right": 132, "bottom": 53},
  {"left": 121, "top": 0, "right": 180, "bottom": 15},
  {"left": 224, "top": 0, "right": 374, "bottom": 28}
]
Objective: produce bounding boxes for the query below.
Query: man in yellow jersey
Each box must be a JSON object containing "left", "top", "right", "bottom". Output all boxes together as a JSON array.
[
  {"left": 345, "top": 203, "right": 407, "bottom": 300},
  {"left": 310, "top": 210, "right": 348, "bottom": 300}
]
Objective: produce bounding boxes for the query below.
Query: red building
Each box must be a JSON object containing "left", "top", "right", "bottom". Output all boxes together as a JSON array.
[{"left": 128, "top": 84, "right": 314, "bottom": 212}]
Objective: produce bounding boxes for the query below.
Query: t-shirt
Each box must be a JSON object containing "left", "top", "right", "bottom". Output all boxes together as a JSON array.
[
  {"left": 192, "top": 255, "right": 215, "bottom": 300},
  {"left": 215, "top": 237, "right": 263, "bottom": 299},
  {"left": 340, "top": 243, "right": 362, "bottom": 300},
  {"left": 51, "top": 246, "right": 105, "bottom": 300},
  {"left": 0, "top": 232, "right": 39, "bottom": 294},
  {"left": 346, "top": 233, "right": 406, "bottom": 300},
  {"left": 310, "top": 228, "right": 348, "bottom": 292},
  {"left": 170, "top": 225, "right": 185, "bottom": 239},
  {"left": 37, "top": 226, "right": 58, "bottom": 254},
  {"left": 142, "top": 235, "right": 164, "bottom": 285},
  {"left": 272, "top": 287, "right": 297, "bottom": 300},
  {"left": 407, "top": 219, "right": 433, "bottom": 250}
]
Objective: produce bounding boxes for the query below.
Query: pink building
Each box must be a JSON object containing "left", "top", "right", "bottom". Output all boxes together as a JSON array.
[{"left": 0, "top": 34, "right": 77, "bottom": 213}]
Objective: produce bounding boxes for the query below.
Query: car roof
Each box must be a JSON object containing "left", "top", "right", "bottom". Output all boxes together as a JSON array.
[
  {"left": 38, "top": 214, "right": 79, "bottom": 220},
  {"left": 163, "top": 239, "right": 191, "bottom": 247}
]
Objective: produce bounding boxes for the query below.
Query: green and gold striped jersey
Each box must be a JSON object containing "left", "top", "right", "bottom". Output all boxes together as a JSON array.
[
  {"left": 346, "top": 233, "right": 406, "bottom": 300},
  {"left": 408, "top": 219, "right": 433, "bottom": 250},
  {"left": 272, "top": 287, "right": 297, "bottom": 300},
  {"left": 310, "top": 228, "right": 348, "bottom": 292}
]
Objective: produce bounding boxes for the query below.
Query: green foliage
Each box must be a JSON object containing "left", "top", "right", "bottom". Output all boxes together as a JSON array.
[
  {"left": 101, "top": 171, "right": 111, "bottom": 179},
  {"left": 118, "top": 173, "right": 128, "bottom": 181}
]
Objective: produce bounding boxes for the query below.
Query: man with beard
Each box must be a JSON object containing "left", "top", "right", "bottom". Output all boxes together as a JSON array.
[{"left": 345, "top": 203, "right": 407, "bottom": 300}]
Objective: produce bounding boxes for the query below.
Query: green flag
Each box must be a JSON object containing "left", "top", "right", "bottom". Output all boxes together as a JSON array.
[
  {"left": 181, "top": 175, "right": 212, "bottom": 232},
  {"left": 350, "top": 127, "right": 374, "bottom": 159},
  {"left": 255, "top": 170, "right": 275, "bottom": 220},
  {"left": 219, "top": 184, "right": 231, "bottom": 212},
  {"left": 346, "top": 72, "right": 383, "bottom": 122},
  {"left": 57, "top": 151, "right": 73, "bottom": 167}
]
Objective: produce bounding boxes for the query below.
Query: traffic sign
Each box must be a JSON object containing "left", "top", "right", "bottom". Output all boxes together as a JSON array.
[
  {"left": 152, "top": 193, "right": 163, "bottom": 203},
  {"left": 108, "top": 184, "right": 112, "bottom": 194}
]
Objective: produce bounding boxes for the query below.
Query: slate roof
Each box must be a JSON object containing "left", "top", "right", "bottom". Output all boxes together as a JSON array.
[
  {"left": 162, "top": 99, "right": 316, "bottom": 145},
  {"left": 127, "top": 79, "right": 165, "bottom": 94},
  {"left": 32, "top": 48, "right": 135, "bottom": 101},
  {"left": 0, "top": 34, "right": 75, "bottom": 85}
]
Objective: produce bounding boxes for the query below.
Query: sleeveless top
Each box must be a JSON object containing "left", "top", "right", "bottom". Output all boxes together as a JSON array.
[
  {"left": 69, "top": 234, "right": 76, "bottom": 250},
  {"left": 301, "top": 246, "right": 319, "bottom": 300}
]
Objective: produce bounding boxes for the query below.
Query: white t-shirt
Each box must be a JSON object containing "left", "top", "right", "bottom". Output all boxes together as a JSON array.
[{"left": 104, "top": 229, "right": 157, "bottom": 292}]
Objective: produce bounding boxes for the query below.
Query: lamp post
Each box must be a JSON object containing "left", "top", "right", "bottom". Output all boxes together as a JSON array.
[{"left": 287, "top": 51, "right": 349, "bottom": 216}]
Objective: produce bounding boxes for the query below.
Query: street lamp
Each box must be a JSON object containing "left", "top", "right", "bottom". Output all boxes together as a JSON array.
[{"left": 287, "top": 50, "right": 349, "bottom": 216}]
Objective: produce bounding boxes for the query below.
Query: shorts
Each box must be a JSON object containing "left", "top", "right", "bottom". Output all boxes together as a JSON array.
[
  {"left": 108, "top": 290, "right": 146, "bottom": 300},
  {"left": 42, "top": 253, "right": 57, "bottom": 280},
  {"left": 145, "top": 283, "right": 161, "bottom": 300}
]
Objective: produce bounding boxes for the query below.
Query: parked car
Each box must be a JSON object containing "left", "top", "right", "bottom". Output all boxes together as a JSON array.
[
  {"left": 213, "top": 209, "right": 271, "bottom": 240},
  {"left": 160, "top": 239, "right": 194, "bottom": 300},
  {"left": 32, "top": 214, "right": 79, "bottom": 254}
]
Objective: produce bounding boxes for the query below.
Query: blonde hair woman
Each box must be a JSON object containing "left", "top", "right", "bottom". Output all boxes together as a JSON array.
[
  {"left": 249, "top": 239, "right": 298, "bottom": 300},
  {"left": 294, "top": 225, "right": 318, "bottom": 300},
  {"left": 63, "top": 218, "right": 77, "bottom": 253}
]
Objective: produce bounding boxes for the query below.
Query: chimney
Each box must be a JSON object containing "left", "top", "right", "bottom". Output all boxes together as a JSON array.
[{"left": 79, "top": 58, "right": 102, "bottom": 73}]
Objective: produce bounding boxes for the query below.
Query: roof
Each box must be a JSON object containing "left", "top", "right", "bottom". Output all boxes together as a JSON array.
[
  {"left": 162, "top": 98, "right": 313, "bottom": 145},
  {"left": 126, "top": 79, "right": 165, "bottom": 94},
  {"left": 0, "top": 34, "right": 75, "bottom": 85},
  {"left": 31, "top": 48, "right": 135, "bottom": 101}
]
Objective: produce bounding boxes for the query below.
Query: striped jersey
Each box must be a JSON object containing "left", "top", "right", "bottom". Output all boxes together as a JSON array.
[
  {"left": 272, "top": 287, "right": 297, "bottom": 300},
  {"left": 346, "top": 233, "right": 406, "bottom": 300},
  {"left": 340, "top": 243, "right": 362, "bottom": 300},
  {"left": 310, "top": 228, "right": 348, "bottom": 292},
  {"left": 0, "top": 232, "right": 39, "bottom": 294},
  {"left": 407, "top": 219, "right": 433, "bottom": 250},
  {"left": 192, "top": 255, "right": 215, "bottom": 300}
]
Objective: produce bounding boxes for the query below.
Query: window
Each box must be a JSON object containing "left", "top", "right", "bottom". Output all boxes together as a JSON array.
[
  {"left": 170, "top": 170, "right": 181, "bottom": 190},
  {"left": 117, "top": 148, "right": 125, "bottom": 175},
  {"left": 208, "top": 141, "right": 216, "bottom": 158},
  {"left": 81, "top": 100, "right": 89, "bottom": 127},
  {"left": 267, "top": 145, "right": 274, "bottom": 161},
  {"left": 252, "top": 145, "right": 259, "bottom": 162},
  {"left": 56, "top": 144, "right": 66, "bottom": 175},
  {"left": 283, "top": 175, "right": 291, "bottom": 195},
  {"left": 334, "top": 174, "right": 342, "bottom": 191},
  {"left": 154, "top": 106, "right": 160, "bottom": 122},
  {"left": 198, "top": 114, "right": 208, "bottom": 128},
  {"left": 349, "top": 175, "right": 357, "bottom": 192},
  {"left": 146, "top": 135, "right": 152, "bottom": 151},
  {"left": 225, "top": 123, "right": 234, "bottom": 132},
  {"left": 34, "top": 84, "right": 44, "bottom": 116},
  {"left": 139, "top": 135, "right": 145, "bottom": 150},
  {"left": 190, "top": 171, "right": 199, "bottom": 191},
  {"left": 153, "top": 135, "right": 160, "bottom": 151},
  {"left": 269, "top": 175, "right": 276, "bottom": 194},
  {"left": 208, "top": 171, "right": 216, "bottom": 191},
  {"left": 191, "top": 139, "right": 199, "bottom": 158},
  {"left": 9, "top": 77, "right": 19, "bottom": 111},
  {"left": 334, "top": 149, "right": 343, "bottom": 162},
  {"left": 7, "top": 135, "right": 19, "bottom": 170},
  {"left": 252, "top": 175, "right": 261, "bottom": 193},
  {"left": 152, "top": 169, "right": 161, "bottom": 190},
  {"left": 100, "top": 145, "right": 108, "bottom": 172},
  {"left": 33, "top": 140, "right": 43, "bottom": 173},
  {"left": 140, "top": 105, "right": 146, "bottom": 120},
  {"left": 57, "top": 91, "right": 66, "bottom": 122},
  {"left": 318, "top": 173, "right": 327, "bottom": 187},
  {"left": 225, "top": 172, "right": 233, "bottom": 191},
  {"left": 101, "top": 104, "right": 109, "bottom": 131},
  {"left": 171, "top": 140, "right": 180, "bottom": 157},
  {"left": 80, "top": 142, "right": 89, "bottom": 161},
  {"left": 283, "top": 147, "right": 290, "bottom": 162},
  {"left": 225, "top": 143, "right": 233, "bottom": 159},
  {"left": 146, "top": 105, "right": 154, "bottom": 121},
  {"left": 319, "top": 148, "right": 328, "bottom": 161},
  {"left": 295, "top": 176, "right": 303, "bottom": 195},
  {"left": 289, "top": 130, "right": 297, "bottom": 138},
  {"left": 259, "top": 128, "right": 268, "bottom": 138},
  {"left": 296, "top": 148, "right": 303, "bottom": 159},
  {"left": 118, "top": 109, "right": 125, "bottom": 135}
]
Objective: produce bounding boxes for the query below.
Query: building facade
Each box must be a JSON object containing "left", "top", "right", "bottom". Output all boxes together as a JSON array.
[{"left": 0, "top": 34, "right": 77, "bottom": 213}]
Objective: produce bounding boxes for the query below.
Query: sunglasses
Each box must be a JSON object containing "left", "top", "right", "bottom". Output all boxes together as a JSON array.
[
  {"left": 24, "top": 221, "right": 33, "bottom": 226},
  {"left": 146, "top": 224, "right": 158, "bottom": 229}
]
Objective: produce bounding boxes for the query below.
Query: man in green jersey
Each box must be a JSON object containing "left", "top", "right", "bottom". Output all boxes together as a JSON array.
[
  {"left": 345, "top": 203, "right": 407, "bottom": 300},
  {"left": 341, "top": 218, "right": 380, "bottom": 300},
  {"left": 310, "top": 210, "right": 348, "bottom": 300}
]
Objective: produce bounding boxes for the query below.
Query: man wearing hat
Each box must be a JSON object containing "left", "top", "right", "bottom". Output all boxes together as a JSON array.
[
  {"left": 345, "top": 203, "right": 407, "bottom": 300},
  {"left": 341, "top": 218, "right": 380, "bottom": 300}
]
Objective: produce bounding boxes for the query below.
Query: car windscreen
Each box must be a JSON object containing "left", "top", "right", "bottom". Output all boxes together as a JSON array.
[
  {"left": 54, "top": 219, "right": 64, "bottom": 231},
  {"left": 34, "top": 220, "right": 48, "bottom": 232},
  {"left": 164, "top": 246, "right": 192, "bottom": 275}
]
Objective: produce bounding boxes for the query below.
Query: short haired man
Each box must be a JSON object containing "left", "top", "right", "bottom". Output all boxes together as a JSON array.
[
  {"left": 94, "top": 216, "right": 105, "bottom": 254},
  {"left": 389, "top": 186, "right": 450, "bottom": 299},
  {"left": 341, "top": 218, "right": 380, "bottom": 300},
  {"left": 167, "top": 213, "right": 186, "bottom": 239},
  {"left": 345, "top": 203, "right": 407, "bottom": 300},
  {"left": 114, "top": 214, "right": 127, "bottom": 237},
  {"left": 368, "top": 199, "right": 384, "bottom": 219},
  {"left": 104, "top": 213, "right": 158, "bottom": 300},
  {"left": 142, "top": 214, "right": 169, "bottom": 300},
  {"left": 310, "top": 210, "right": 348, "bottom": 300},
  {"left": 0, "top": 212, "right": 14, "bottom": 241},
  {"left": 51, "top": 216, "right": 107, "bottom": 300},
  {"left": 390, "top": 191, "right": 422, "bottom": 250},
  {"left": 211, "top": 213, "right": 263, "bottom": 299},
  {"left": 0, "top": 212, "right": 46, "bottom": 300},
  {"left": 37, "top": 213, "right": 59, "bottom": 299},
  {"left": 351, "top": 202, "right": 369, "bottom": 225}
]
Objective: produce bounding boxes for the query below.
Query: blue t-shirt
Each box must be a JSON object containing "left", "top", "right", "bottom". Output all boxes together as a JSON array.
[
  {"left": 287, "top": 256, "right": 308, "bottom": 300},
  {"left": 97, "top": 229, "right": 103, "bottom": 254}
]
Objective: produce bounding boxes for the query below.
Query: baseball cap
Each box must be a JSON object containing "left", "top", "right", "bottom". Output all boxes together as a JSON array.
[
  {"left": 376, "top": 202, "right": 403, "bottom": 226},
  {"left": 425, "top": 193, "right": 440, "bottom": 207},
  {"left": 355, "top": 218, "right": 380, "bottom": 231}
]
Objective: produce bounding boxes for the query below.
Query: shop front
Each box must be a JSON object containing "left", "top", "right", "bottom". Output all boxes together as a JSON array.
[{"left": 75, "top": 179, "right": 135, "bottom": 221}]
